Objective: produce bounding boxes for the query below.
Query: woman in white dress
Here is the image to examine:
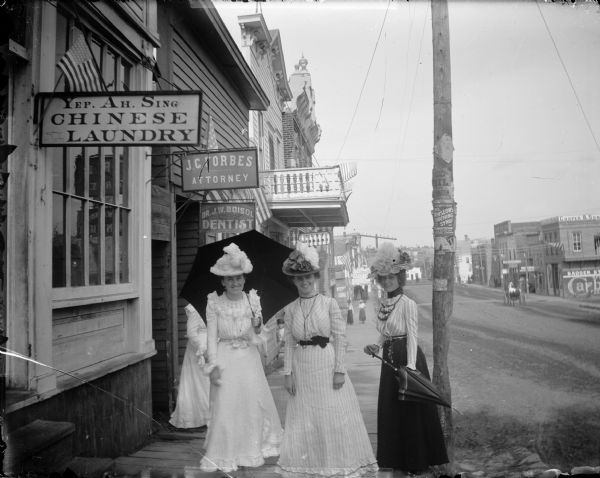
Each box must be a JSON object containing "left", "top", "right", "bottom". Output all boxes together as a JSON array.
[
  {"left": 278, "top": 242, "right": 378, "bottom": 478},
  {"left": 168, "top": 303, "right": 210, "bottom": 428},
  {"left": 199, "top": 243, "right": 283, "bottom": 472}
]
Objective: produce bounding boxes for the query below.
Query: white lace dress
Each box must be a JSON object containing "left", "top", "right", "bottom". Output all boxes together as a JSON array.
[
  {"left": 200, "top": 290, "right": 283, "bottom": 472},
  {"left": 168, "top": 304, "right": 210, "bottom": 428},
  {"left": 278, "top": 295, "right": 378, "bottom": 477}
]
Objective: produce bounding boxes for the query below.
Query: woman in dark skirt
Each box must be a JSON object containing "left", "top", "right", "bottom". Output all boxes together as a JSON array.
[{"left": 364, "top": 243, "right": 448, "bottom": 474}]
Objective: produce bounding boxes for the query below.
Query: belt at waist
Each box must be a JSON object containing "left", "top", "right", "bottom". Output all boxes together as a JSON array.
[
  {"left": 298, "top": 336, "right": 330, "bottom": 348},
  {"left": 383, "top": 335, "right": 407, "bottom": 344}
]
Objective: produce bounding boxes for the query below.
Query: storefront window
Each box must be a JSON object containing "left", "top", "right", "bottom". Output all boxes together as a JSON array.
[{"left": 51, "top": 16, "right": 133, "bottom": 288}]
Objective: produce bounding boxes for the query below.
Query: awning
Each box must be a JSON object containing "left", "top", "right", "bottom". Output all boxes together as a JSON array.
[{"left": 204, "top": 187, "right": 272, "bottom": 226}]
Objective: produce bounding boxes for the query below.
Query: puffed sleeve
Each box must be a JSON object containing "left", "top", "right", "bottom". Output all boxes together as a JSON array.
[
  {"left": 185, "top": 304, "right": 207, "bottom": 363},
  {"left": 405, "top": 298, "right": 418, "bottom": 370},
  {"left": 204, "top": 292, "right": 219, "bottom": 374},
  {"left": 329, "top": 298, "right": 346, "bottom": 374},
  {"left": 282, "top": 305, "right": 297, "bottom": 376}
]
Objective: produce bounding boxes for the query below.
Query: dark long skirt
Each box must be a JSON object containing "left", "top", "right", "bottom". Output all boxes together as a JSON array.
[
  {"left": 347, "top": 308, "right": 354, "bottom": 324},
  {"left": 377, "top": 338, "right": 448, "bottom": 472}
]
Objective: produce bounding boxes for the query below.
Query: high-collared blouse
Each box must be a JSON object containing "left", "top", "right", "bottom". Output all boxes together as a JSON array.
[
  {"left": 281, "top": 294, "right": 346, "bottom": 375},
  {"left": 205, "top": 290, "right": 262, "bottom": 372},
  {"left": 375, "top": 294, "right": 418, "bottom": 370}
]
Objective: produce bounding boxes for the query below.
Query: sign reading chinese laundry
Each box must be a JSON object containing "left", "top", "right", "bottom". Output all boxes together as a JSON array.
[
  {"left": 182, "top": 147, "right": 259, "bottom": 191},
  {"left": 37, "top": 91, "right": 201, "bottom": 146},
  {"left": 201, "top": 202, "right": 255, "bottom": 232}
]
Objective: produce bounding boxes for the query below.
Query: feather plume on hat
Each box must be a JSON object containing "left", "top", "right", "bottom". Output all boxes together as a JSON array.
[
  {"left": 282, "top": 241, "right": 320, "bottom": 276},
  {"left": 210, "top": 243, "right": 253, "bottom": 276},
  {"left": 369, "top": 242, "right": 411, "bottom": 277}
]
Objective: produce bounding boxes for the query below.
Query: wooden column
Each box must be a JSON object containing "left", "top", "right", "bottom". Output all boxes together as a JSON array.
[{"left": 431, "top": 0, "right": 455, "bottom": 468}]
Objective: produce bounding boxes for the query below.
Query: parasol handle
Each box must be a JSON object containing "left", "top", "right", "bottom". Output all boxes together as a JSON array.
[
  {"left": 368, "top": 351, "right": 399, "bottom": 373},
  {"left": 368, "top": 351, "right": 409, "bottom": 394}
]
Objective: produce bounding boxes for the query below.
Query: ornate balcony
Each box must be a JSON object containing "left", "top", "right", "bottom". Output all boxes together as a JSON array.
[{"left": 261, "top": 166, "right": 349, "bottom": 228}]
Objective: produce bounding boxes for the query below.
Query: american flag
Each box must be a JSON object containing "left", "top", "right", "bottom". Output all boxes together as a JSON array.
[
  {"left": 57, "top": 33, "right": 105, "bottom": 92},
  {"left": 207, "top": 113, "right": 218, "bottom": 150}
]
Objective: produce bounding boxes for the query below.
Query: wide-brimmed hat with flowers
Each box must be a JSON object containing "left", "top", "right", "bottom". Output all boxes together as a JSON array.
[
  {"left": 282, "top": 241, "right": 320, "bottom": 276},
  {"left": 369, "top": 242, "right": 411, "bottom": 277},
  {"left": 210, "top": 243, "right": 253, "bottom": 276}
]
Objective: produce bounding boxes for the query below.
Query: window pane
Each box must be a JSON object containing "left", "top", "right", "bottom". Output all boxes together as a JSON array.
[
  {"left": 69, "top": 148, "right": 85, "bottom": 197},
  {"left": 119, "top": 209, "right": 129, "bottom": 283},
  {"left": 53, "top": 149, "right": 65, "bottom": 192},
  {"left": 71, "top": 198, "right": 85, "bottom": 287},
  {"left": 120, "top": 60, "right": 132, "bottom": 91},
  {"left": 55, "top": 13, "right": 68, "bottom": 92},
  {"left": 90, "top": 40, "right": 102, "bottom": 74},
  {"left": 105, "top": 206, "right": 115, "bottom": 284},
  {"left": 105, "top": 49, "right": 117, "bottom": 91},
  {"left": 52, "top": 194, "right": 66, "bottom": 287},
  {"left": 105, "top": 151, "right": 115, "bottom": 204},
  {"left": 89, "top": 202, "right": 101, "bottom": 285},
  {"left": 118, "top": 148, "right": 129, "bottom": 206},
  {"left": 89, "top": 151, "right": 101, "bottom": 200}
]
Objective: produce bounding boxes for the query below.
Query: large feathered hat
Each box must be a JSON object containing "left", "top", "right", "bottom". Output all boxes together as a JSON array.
[
  {"left": 210, "top": 243, "right": 253, "bottom": 276},
  {"left": 282, "top": 241, "right": 320, "bottom": 276},
  {"left": 369, "top": 242, "right": 411, "bottom": 277}
]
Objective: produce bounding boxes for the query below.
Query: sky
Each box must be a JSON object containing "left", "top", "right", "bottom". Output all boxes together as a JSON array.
[{"left": 215, "top": 0, "right": 600, "bottom": 247}]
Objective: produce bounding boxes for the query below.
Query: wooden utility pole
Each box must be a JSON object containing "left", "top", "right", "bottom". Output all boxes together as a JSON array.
[{"left": 431, "top": 0, "right": 455, "bottom": 467}]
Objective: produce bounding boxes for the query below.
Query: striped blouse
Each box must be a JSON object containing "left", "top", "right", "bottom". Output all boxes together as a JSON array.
[
  {"left": 282, "top": 295, "right": 346, "bottom": 375},
  {"left": 375, "top": 294, "right": 419, "bottom": 370}
]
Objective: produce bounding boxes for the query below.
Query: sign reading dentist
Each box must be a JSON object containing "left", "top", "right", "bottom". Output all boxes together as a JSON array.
[
  {"left": 37, "top": 91, "right": 202, "bottom": 146},
  {"left": 182, "top": 147, "right": 259, "bottom": 192}
]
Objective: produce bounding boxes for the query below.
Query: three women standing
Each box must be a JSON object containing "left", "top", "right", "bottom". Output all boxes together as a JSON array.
[
  {"left": 278, "top": 242, "right": 377, "bottom": 477},
  {"left": 364, "top": 243, "right": 448, "bottom": 474},
  {"left": 199, "top": 243, "right": 283, "bottom": 473}
]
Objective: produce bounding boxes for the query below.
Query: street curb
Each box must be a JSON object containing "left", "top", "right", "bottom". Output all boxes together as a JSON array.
[{"left": 578, "top": 304, "right": 600, "bottom": 311}]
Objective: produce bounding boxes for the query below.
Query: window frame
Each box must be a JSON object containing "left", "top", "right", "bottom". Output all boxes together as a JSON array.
[
  {"left": 571, "top": 231, "right": 582, "bottom": 253},
  {"left": 51, "top": 11, "right": 138, "bottom": 307}
]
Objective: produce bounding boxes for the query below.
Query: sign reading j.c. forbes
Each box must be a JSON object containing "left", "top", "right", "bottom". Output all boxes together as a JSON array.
[
  {"left": 182, "top": 147, "right": 259, "bottom": 191},
  {"left": 201, "top": 202, "right": 255, "bottom": 233},
  {"left": 37, "top": 91, "right": 201, "bottom": 146}
]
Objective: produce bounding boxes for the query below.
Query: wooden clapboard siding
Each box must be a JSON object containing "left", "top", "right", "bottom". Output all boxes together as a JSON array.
[
  {"left": 151, "top": 240, "right": 175, "bottom": 414},
  {"left": 52, "top": 303, "right": 128, "bottom": 374},
  {"left": 168, "top": 26, "right": 250, "bottom": 190},
  {"left": 151, "top": 185, "right": 171, "bottom": 241},
  {"left": 6, "top": 360, "right": 152, "bottom": 458},
  {"left": 175, "top": 202, "right": 202, "bottom": 365},
  {"left": 120, "top": 0, "right": 146, "bottom": 25}
]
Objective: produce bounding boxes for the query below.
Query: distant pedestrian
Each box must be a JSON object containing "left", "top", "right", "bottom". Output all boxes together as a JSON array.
[
  {"left": 364, "top": 243, "right": 448, "bottom": 474},
  {"left": 169, "top": 303, "right": 210, "bottom": 429},
  {"left": 347, "top": 297, "right": 354, "bottom": 324},
  {"left": 200, "top": 243, "right": 282, "bottom": 473},
  {"left": 277, "top": 242, "right": 377, "bottom": 477},
  {"left": 358, "top": 299, "right": 366, "bottom": 324}
]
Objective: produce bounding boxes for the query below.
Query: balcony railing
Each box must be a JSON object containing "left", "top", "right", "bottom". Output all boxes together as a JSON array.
[{"left": 261, "top": 166, "right": 347, "bottom": 202}]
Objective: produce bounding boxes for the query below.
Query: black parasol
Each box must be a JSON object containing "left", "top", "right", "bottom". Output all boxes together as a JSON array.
[
  {"left": 369, "top": 352, "right": 451, "bottom": 408},
  {"left": 180, "top": 230, "right": 297, "bottom": 323}
]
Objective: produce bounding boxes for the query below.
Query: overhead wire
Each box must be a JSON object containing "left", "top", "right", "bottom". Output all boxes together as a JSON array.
[
  {"left": 535, "top": 0, "right": 600, "bottom": 153},
  {"left": 381, "top": 1, "right": 429, "bottom": 237},
  {"left": 335, "top": 0, "right": 393, "bottom": 161}
]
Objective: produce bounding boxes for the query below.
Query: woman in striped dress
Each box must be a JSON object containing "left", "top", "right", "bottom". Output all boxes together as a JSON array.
[
  {"left": 278, "top": 242, "right": 377, "bottom": 478},
  {"left": 364, "top": 243, "right": 448, "bottom": 474}
]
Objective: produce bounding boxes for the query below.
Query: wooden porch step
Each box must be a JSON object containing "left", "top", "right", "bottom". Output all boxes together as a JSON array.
[
  {"left": 63, "top": 457, "right": 114, "bottom": 478},
  {"left": 6, "top": 419, "right": 75, "bottom": 474}
]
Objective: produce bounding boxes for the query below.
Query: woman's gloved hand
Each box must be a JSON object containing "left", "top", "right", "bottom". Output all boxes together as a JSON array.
[
  {"left": 284, "top": 373, "right": 296, "bottom": 396},
  {"left": 363, "top": 344, "right": 380, "bottom": 356}
]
